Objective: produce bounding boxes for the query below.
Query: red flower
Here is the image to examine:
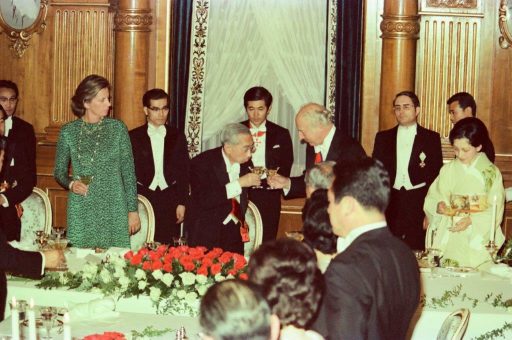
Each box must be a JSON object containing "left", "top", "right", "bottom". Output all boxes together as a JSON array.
[
  {"left": 142, "top": 261, "right": 151, "bottom": 271},
  {"left": 219, "top": 252, "right": 233, "bottom": 264},
  {"left": 197, "top": 265, "right": 208, "bottom": 276},
  {"left": 149, "top": 251, "right": 161, "bottom": 262},
  {"left": 130, "top": 254, "right": 143, "bottom": 266},
  {"left": 162, "top": 263, "right": 173, "bottom": 272},
  {"left": 123, "top": 251, "right": 134, "bottom": 260},
  {"left": 239, "top": 273, "right": 248, "bottom": 280},
  {"left": 210, "top": 263, "right": 222, "bottom": 275},
  {"left": 151, "top": 261, "right": 163, "bottom": 271}
]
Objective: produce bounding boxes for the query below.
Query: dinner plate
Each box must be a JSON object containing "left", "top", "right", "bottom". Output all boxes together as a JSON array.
[{"left": 440, "top": 266, "right": 480, "bottom": 277}]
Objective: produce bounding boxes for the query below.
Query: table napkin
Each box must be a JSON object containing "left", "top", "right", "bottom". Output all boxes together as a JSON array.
[
  {"left": 486, "top": 263, "right": 512, "bottom": 279},
  {"left": 68, "top": 297, "right": 119, "bottom": 320}
]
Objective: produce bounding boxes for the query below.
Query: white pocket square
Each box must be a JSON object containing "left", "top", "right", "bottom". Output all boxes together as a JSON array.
[{"left": 272, "top": 145, "right": 280, "bottom": 149}]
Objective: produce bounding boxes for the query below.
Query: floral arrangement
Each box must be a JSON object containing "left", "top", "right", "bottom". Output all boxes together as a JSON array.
[
  {"left": 84, "top": 331, "right": 125, "bottom": 340},
  {"left": 37, "top": 245, "right": 248, "bottom": 316}
]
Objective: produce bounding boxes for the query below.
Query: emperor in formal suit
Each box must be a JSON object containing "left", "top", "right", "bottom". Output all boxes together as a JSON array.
[
  {"left": 313, "top": 157, "right": 420, "bottom": 340},
  {"left": 372, "top": 91, "right": 443, "bottom": 250},
  {"left": 0, "top": 80, "right": 37, "bottom": 241},
  {"left": 240, "top": 87, "right": 293, "bottom": 242},
  {"left": 130, "top": 89, "right": 190, "bottom": 244},
  {"left": 268, "top": 102, "right": 366, "bottom": 199},
  {"left": 186, "top": 123, "right": 261, "bottom": 254}
]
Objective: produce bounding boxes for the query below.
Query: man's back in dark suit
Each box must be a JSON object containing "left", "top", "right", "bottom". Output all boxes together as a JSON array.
[{"left": 314, "top": 228, "right": 420, "bottom": 339}]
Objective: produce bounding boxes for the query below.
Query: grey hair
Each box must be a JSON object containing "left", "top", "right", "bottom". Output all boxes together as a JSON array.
[
  {"left": 220, "top": 123, "right": 251, "bottom": 145},
  {"left": 305, "top": 161, "right": 336, "bottom": 190},
  {"left": 299, "top": 103, "right": 333, "bottom": 126}
]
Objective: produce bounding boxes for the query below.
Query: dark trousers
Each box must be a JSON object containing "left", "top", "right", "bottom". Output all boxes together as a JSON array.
[
  {"left": 0, "top": 206, "right": 21, "bottom": 242},
  {"left": 386, "top": 187, "right": 428, "bottom": 250},
  {"left": 187, "top": 218, "right": 243, "bottom": 254},
  {"left": 249, "top": 187, "right": 281, "bottom": 242},
  {"left": 138, "top": 185, "right": 180, "bottom": 244}
]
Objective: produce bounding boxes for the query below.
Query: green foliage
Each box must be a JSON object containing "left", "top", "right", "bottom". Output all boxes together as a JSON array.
[
  {"left": 473, "top": 322, "right": 512, "bottom": 340},
  {"left": 131, "top": 326, "right": 174, "bottom": 339}
]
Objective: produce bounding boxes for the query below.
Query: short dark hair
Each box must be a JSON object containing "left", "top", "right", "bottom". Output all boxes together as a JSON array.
[
  {"left": 331, "top": 157, "right": 390, "bottom": 213},
  {"left": 393, "top": 91, "right": 420, "bottom": 107},
  {"left": 71, "top": 75, "right": 110, "bottom": 118},
  {"left": 449, "top": 117, "right": 493, "bottom": 161},
  {"left": 0, "top": 80, "right": 19, "bottom": 98},
  {"left": 244, "top": 86, "right": 273, "bottom": 108},
  {"left": 142, "top": 88, "right": 170, "bottom": 108},
  {"left": 200, "top": 279, "right": 272, "bottom": 340},
  {"left": 447, "top": 92, "right": 476, "bottom": 116},
  {"left": 248, "top": 239, "right": 323, "bottom": 328},
  {"left": 302, "top": 189, "right": 337, "bottom": 254}
]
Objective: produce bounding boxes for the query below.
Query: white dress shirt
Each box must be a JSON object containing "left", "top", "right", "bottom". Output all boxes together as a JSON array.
[
  {"left": 222, "top": 149, "right": 242, "bottom": 225},
  {"left": 336, "top": 221, "right": 387, "bottom": 253},
  {"left": 393, "top": 124, "right": 425, "bottom": 190},
  {"left": 314, "top": 125, "right": 336, "bottom": 160},
  {"left": 147, "top": 124, "right": 168, "bottom": 190},
  {"left": 250, "top": 121, "right": 267, "bottom": 170},
  {"left": 4, "top": 116, "right": 12, "bottom": 137}
]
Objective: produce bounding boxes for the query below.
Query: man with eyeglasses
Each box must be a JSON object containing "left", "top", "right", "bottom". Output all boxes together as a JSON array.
[
  {"left": 187, "top": 123, "right": 260, "bottom": 254},
  {"left": 129, "top": 89, "right": 190, "bottom": 243},
  {"left": 0, "top": 80, "right": 36, "bottom": 241},
  {"left": 372, "top": 91, "right": 443, "bottom": 250}
]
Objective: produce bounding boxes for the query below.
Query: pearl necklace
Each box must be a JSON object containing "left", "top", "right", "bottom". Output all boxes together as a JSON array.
[{"left": 77, "top": 118, "right": 104, "bottom": 170}]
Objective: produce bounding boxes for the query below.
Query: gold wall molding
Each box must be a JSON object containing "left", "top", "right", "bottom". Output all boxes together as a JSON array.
[
  {"left": 416, "top": 16, "right": 480, "bottom": 138},
  {"left": 114, "top": 10, "right": 152, "bottom": 31},
  {"left": 425, "top": 0, "right": 477, "bottom": 8},
  {"left": 499, "top": 0, "right": 512, "bottom": 49},
  {"left": 325, "top": 0, "right": 337, "bottom": 115},
  {"left": 45, "top": 5, "right": 115, "bottom": 142},
  {"left": 380, "top": 15, "right": 420, "bottom": 39}
]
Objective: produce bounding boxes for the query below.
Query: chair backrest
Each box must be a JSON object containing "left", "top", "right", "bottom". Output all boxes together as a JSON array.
[
  {"left": 20, "top": 187, "right": 52, "bottom": 244},
  {"left": 244, "top": 200, "right": 263, "bottom": 258},
  {"left": 436, "top": 308, "right": 470, "bottom": 340},
  {"left": 130, "top": 194, "right": 155, "bottom": 251}
]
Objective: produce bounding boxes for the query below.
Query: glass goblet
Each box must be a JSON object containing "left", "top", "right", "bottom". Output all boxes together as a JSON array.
[
  {"left": 40, "top": 307, "right": 57, "bottom": 339},
  {"left": 78, "top": 175, "right": 94, "bottom": 185},
  {"left": 249, "top": 166, "right": 266, "bottom": 188},
  {"left": 52, "top": 225, "right": 66, "bottom": 239}
]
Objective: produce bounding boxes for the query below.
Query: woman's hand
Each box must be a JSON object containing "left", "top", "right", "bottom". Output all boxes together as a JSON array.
[
  {"left": 436, "top": 201, "right": 450, "bottom": 215},
  {"left": 71, "top": 181, "right": 89, "bottom": 196},
  {"left": 449, "top": 216, "right": 471, "bottom": 232},
  {"left": 128, "top": 211, "right": 141, "bottom": 235}
]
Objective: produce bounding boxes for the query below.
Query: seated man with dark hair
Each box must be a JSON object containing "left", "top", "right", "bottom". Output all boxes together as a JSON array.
[
  {"left": 248, "top": 238, "right": 324, "bottom": 340},
  {"left": 199, "top": 279, "right": 280, "bottom": 340},
  {"left": 313, "top": 157, "right": 420, "bottom": 340},
  {"left": 302, "top": 189, "right": 337, "bottom": 272}
]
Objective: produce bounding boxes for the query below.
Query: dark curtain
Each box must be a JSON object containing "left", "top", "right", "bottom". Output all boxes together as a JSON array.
[
  {"left": 333, "top": 0, "right": 364, "bottom": 140},
  {"left": 169, "top": 0, "right": 193, "bottom": 132}
]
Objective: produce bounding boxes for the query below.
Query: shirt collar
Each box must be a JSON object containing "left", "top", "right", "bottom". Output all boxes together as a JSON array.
[
  {"left": 397, "top": 123, "right": 417, "bottom": 135},
  {"left": 222, "top": 148, "right": 240, "bottom": 174},
  {"left": 336, "top": 221, "right": 387, "bottom": 253},
  {"left": 315, "top": 125, "right": 336, "bottom": 154},
  {"left": 250, "top": 121, "right": 267, "bottom": 132}
]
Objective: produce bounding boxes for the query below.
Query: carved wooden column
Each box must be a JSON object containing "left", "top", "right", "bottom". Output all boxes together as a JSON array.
[
  {"left": 114, "top": 0, "right": 152, "bottom": 129},
  {"left": 379, "top": 0, "right": 420, "bottom": 130}
]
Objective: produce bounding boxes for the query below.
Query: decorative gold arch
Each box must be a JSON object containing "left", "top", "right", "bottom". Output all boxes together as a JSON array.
[
  {"left": 499, "top": 0, "right": 512, "bottom": 49},
  {"left": 0, "top": 0, "right": 49, "bottom": 58}
]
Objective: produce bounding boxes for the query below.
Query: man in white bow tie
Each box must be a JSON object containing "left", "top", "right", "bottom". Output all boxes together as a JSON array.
[
  {"left": 0, "top": 80, "right": 36, "bottom": 242},
  {"left": 129, "top": 89, "right": 190, "bottom": 244},
  {"left": 372, "top": 91, "right": 443, "bottom": 250},
  {"left": 240, "top": 87, "right": 293, "bottom": 242}
]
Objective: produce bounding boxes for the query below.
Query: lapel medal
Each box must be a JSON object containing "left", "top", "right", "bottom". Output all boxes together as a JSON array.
[{"left": 419, "top": 152, "right": 426, "bottom": 168}]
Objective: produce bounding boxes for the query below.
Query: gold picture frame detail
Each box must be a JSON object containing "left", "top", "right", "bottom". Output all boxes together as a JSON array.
[
  {"left": 499, "top": 0, "right": 512, "bottom": 49},
  {"left": 0, "top": 0, "right": 49, "bottom": 58}
]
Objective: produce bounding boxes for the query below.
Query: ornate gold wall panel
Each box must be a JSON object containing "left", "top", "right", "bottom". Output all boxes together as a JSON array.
[
  {"left": 415, "top": 14, "right": 481, "bottom": 139},
  {"left": 46, "top": 4, "right": 115, "bottom": 142}
]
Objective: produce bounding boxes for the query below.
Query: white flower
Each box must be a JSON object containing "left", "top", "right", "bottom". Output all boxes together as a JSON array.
[
  {"left": 196, "top": 275, "right": 207, "bottom": 285},
  {"left": 214, "top": 274, "right": 225, "bottom": 282},
  {"left": 152, "top": 269, "right": 163, "bottom": 280},
  {"left": 177, "top": 290, "right": 186, "bottom": 299},
  {"left": 58, "top": 273, "right": 69, "bottom": 285},
  {"left": 226, "top": 274, "right": 235, "bottom": 280},
  {"left": 197, "top": 285, "right": 208, "bottom": 296},
  {"left": 99, "top": 269, "right": 112, "bottom": 283},
  {"left": 119, "top": 276, "right": 130, "bottom": 289},
  {"left": 185, "top": 291, "right": 198, "bottom": 303},
  {"left": 161, "top": 273, "right": 173, "bottom": 287},
  {"left": 90, "top": 287, "right": 101, "bottom": 294},
  {"left": 149, "top": 287, "right": 161, "bottom": 301},
  {"left": 82, "top": 263, "right": 98, "bottom": 280},
  {"left": 135, "top": 268, "right": 146, "bottom": 280},
  {"left": 113, "top": 266, "right": 125, "bottom": 278},
  {"left": 138, "top": 280, "right": 147, "bottom": 290},
  {"left": 180, "top": 272, "right": 196, "bottom": 286}
]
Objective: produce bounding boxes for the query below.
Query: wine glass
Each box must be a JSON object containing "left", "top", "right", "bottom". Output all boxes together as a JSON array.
[
  {"left": 35, "top": 230, "right": 48, "bottom": 250},
  {"left": 249, "top": 166, "right": 266, "bottom": 188},
  {"left": 78, "top": 174, "right": 94, "bottom": 185},
  {"left": 40, "top": 307, "right": 57, "bottom": 339},
  {"left": 52, "top": 225, "right": 66, "bottom": 239},
  {"left": 265, "top": 167, "right": 280, "bottom": 190}
]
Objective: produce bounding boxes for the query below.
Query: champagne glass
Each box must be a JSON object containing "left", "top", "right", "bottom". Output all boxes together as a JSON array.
[
  {"left": 52, "top": 225, "right": 66, "bottom": 239},
  {"left": 40, "top": 307, "right": 57, "bottom": 339},
  {"left": 265, "top": 167, "right": 280, "bottom": 190},
  {"left": 249, "top": 166, "right": 266, "bottom": 188},
  {"left": 78, "top": 174, "right": 94, "bottom": 185}
]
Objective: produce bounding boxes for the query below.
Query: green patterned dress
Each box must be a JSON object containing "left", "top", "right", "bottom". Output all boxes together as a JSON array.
[{"left": 54, "top": 118, "right": 138, "bottom": 248}]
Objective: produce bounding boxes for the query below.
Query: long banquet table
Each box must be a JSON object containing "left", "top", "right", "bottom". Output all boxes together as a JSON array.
[{"left": 2, "top": 251, "right": 512, "bottom": 339}]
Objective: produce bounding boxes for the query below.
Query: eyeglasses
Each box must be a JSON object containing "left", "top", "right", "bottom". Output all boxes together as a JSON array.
[
  {"left": 0, "top": 97, "right": 18, "bottom": 104},
  {"left": 148, "top": 106, "right": 170, "bottom": 113},
  {"left": 393, "top": 104, "right": 414, "bottom": 112},
  {"left": 241, "top": 144, "right": 256, "bottom": 153}
]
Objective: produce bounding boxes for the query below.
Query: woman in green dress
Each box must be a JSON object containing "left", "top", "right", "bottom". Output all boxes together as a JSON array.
[{"left": 54, "top": 75, "right": 140, "bottom": 248}]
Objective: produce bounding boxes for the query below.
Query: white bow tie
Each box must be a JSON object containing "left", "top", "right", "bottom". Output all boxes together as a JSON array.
[{"left": 148, "top": 125, "right": 166, "bottom": 138}]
